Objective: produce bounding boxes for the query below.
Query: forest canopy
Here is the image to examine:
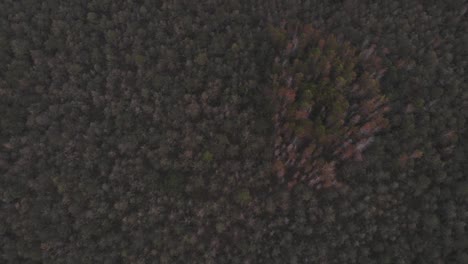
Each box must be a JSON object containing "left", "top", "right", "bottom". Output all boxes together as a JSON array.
[
  {"left": 0, "top": 0, "right": 467, "bottom": 263},
  {"left": 270, "top": 23, "right": 389, "bottom": 190}
]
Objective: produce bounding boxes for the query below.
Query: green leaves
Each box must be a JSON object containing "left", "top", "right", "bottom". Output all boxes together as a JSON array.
[
  {"left": 134, "top": 54, "right": 146, "bottom": 66},
  {"left": 235, "top": 189, "right": 252, "bottom": 205},
  {"left": 161, "top": 172, "right": 185, "bottom": 194},
  {"left": 215, "top": 222, "right": 226, "bottom": 233},
  {"left": 195, "top": 52, "right": 208, "bottom": 66},
  {"left": 202, "top": 151, "right": 214, "bottom": 162}
]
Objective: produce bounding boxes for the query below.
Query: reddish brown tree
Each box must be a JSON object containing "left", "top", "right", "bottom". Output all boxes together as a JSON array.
[{"left": 270, "top": 23, "right": 389, "bottom": 189}]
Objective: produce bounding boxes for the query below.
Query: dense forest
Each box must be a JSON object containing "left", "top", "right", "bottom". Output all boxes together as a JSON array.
[{"left": 0, "top": 0, "right": 467, "bottom": 263}]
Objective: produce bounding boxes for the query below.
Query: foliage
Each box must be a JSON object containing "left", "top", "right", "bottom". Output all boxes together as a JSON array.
[
  {"left": 0, "top": 1, "right": 466, "bottom": 263},
  {"left": 271, "top": 24, "right": 389, "bottom": 189}
]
